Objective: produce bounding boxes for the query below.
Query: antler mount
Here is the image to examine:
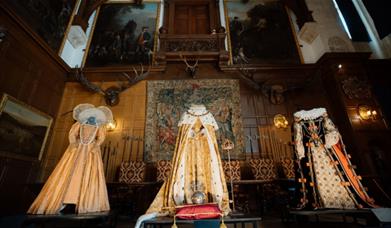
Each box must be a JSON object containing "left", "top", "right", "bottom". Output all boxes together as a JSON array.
[{"left": 74, "top": 65, "right": 150, "bottom": 106}]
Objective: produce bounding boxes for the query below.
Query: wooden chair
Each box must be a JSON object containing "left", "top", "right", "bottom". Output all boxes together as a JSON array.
[
  {"left": 279, "top": 158, "right": 295, "bottom": 179},
  {"left": 248, "top": 158, "right": 277, "bottom": 181},
  {"left": 248, "top": 158, "right": 277, "bottom": 214},
  {"left": 118, "top": 161, "right": 146, "bottom": 184},
  {"left": 222, "top": 160, "right": 241, "bottom": 182},
  {"left": 156, "top": 160, "right": 172, "bottom": 182}
]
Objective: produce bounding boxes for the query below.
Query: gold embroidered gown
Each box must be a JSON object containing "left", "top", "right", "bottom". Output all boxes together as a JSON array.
[
  {"left": 146, "top": 106, "right": 230, "bottom": 215},
  {"left": 28, "top": 122, "right": 110, "bottom": 214},
  {"left": 293, "top": 108, "right": 376, "bottom": 209}
]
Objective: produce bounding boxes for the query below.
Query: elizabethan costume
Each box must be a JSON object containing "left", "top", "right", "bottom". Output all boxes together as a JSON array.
[
  {"left": 293, "top": 108, "right": 377, "bottom": 209},
  {"left": 136, "top": 104, "right": 230, "bottom": 227},
  {"left": 28, "top": 104, "right": 112, "bottom": 214}
]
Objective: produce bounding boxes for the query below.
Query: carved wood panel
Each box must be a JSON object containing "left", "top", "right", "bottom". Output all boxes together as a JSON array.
[{"left": 0, "top": 5, "right": 67, "bottom": 214}]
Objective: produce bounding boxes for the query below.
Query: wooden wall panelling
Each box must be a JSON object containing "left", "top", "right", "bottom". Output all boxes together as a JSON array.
[
  {"left": 317, "top": 53, "right": 390, "bottom": 183},
  {"left": 0, "top": 5, "right": 68, "bottom": 214},
  {"left": 240, "top": 82, "right": 295, "bottom": 161}
]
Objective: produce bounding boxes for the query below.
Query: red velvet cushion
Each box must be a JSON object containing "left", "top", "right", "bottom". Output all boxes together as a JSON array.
[{"left": 175, "top": 204, "right": 221, "bottom": 220}]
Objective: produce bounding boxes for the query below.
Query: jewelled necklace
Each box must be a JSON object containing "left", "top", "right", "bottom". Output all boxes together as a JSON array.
[
  {"left": 186, "top": 110, "right": 209, "bottom": 117},
  {"left": 80, "top": 124, "right": 98, "bottom": 145}
]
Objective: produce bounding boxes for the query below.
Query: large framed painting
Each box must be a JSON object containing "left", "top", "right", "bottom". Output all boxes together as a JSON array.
[
  {"left": 4, "top": 0, "right": 78, "bottom": 53},
  {"left": 145, "top": 80, "right": 245, "bottom": 162},
  {"left": 225, "top": 0, "right": 301, "bottom": 65},
  {"left": 0, "top": 94, "right": 53, "bottom": 161},
  {"left": 85, "top": 2, "right": 160, "bottom": 67}
]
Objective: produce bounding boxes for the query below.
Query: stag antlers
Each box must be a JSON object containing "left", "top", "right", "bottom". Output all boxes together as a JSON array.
[
  {"left": 179, "top": 53, "right": 199, "bottom": 78},
  {"left": 74, "top": 65, "right": 150, "bottom": 106}
]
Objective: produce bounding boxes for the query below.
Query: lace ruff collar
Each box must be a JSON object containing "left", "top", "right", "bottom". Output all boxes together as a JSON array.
[
  {"left": 187, "top": 105, "right": 208, "bottom": 116},
  {"left": 294, "top": 108, "right": 327, "bottom": 121},
  {"left": 179, "top": 108, "right": 219, "bottom": 130}
]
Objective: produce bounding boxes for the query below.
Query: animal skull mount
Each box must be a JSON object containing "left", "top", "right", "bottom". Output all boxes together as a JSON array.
[
  {"left": 102, "top": 86, "right": 123, "bottom": 106},
  {"left": 75, "top": 65, "right": 150, "bottom": 106},
  {"left": 262, "top": 84, "right": 286, "bottom": 105},
  {"left": 237, "top": 66, "right": 293, "bottom": 105},
  {"left": 180, "top": 54, "right": 199, "bottom": 78}
]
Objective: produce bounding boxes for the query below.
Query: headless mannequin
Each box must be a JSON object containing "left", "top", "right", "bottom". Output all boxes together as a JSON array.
[
  {"left": 189, "top": 104, "right": 206, "bottom": 111},
  {"left": 60, "top": 116, "right": 97, "bottom": 214}
]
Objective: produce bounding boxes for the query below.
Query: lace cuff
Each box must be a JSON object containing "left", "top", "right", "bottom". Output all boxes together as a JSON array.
[{"left": 178, "top": 112, "right": 219, "bottom": 130}]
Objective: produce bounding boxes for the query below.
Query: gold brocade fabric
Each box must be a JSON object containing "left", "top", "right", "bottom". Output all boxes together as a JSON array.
[
  {"left": 146, "top": 118, "right": 230, "bottom": 215},
  {"left": 27, "top": 122, "right": 110, "bottom": 214}
]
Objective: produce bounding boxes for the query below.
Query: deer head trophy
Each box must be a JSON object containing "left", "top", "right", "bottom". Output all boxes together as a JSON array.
[
  {"left": 75, "top": 65, "right": 150, "bottom": 106},
  {"left": 179, "top": 53, "right": 199, "bottom": 78},
  {"left": 237, "top": 63, "right": 307, "bottom": 104}
]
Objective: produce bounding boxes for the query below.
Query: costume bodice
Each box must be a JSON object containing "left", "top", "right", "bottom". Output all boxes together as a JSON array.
[
  {"left": 188, "top": 118, "right": 207, "bottom": 139},
  {"left": 293, "top": 108, "right": 340, "bottom": 159},
  {"left": 79, "top": 124, "right": 99, "bottom": 145}
]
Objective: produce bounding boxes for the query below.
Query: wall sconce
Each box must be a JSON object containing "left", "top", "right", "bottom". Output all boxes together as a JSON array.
[
  {"left": 106, "top": 119, "right": 117, "bottom": 131},
  {"left": 358, "top": 105, "right": 377, "bottom": 120},
  {"left": 274, "top": 114, "right": 289, "bottom": 129}
]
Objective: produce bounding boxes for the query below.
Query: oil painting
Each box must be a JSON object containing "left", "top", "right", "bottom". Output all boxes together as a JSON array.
[
  {"left": 86, "top": 2, "right": 159, "bottom": 67},
  {"left": 145, "top": 80, "right": 245, "bottom": 162},
  {"left": 0, "top": 94, "right": 52, "bottom": 161},
  {"left": 4, "top": 0, "right": 77, "bottom": 52},
  {"left": 226, "top": 0, "right": 300, "bottom": 65}
]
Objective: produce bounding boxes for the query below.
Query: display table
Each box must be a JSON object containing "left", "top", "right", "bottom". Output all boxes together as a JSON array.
[
  {"left": 142, "top": 215, "right": 262, "bottom": 228},
  {"left": 288, "top": 209, "right": 375, "bottom": 225},
  {"left": 21, "top": 211, "right": 115, "bottom": 228}
]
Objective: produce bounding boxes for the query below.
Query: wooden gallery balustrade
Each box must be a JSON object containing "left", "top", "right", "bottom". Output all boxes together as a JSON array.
[{"left": 155, "top": 33, "right": 229, "bottom": 66}]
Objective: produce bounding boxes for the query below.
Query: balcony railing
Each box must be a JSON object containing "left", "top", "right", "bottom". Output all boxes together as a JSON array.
[{"left": 155, "top": 33, "right": 229, "bottom": 66}]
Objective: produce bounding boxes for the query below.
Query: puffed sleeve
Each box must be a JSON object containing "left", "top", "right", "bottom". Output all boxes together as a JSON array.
[
  {"left": 324, "top": 116, "right": 340, "bottom": 148},
  {"left": 95, "top": 126, "right": 107, "bottom": 146},
  {"left": 293, "top": 121, "right": 305, "bottom": 160},
  {"left": 68, "top": 122, "right": 80, "bottom": 145}
]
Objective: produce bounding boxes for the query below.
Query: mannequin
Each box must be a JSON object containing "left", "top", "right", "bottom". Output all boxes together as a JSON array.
[
  {"left": 28, "top": 104, "right": 112, "bottom": 214},
  {"left": 136, "top": 104, "right": 230, "bottom": 227}
]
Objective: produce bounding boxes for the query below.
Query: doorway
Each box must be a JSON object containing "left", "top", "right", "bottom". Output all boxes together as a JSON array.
[{"left": 173, "top": 2, "right": 211, "bottom": 34}]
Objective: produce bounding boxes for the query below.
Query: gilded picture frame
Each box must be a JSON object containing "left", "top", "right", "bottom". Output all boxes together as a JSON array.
[
  {"left": 0, "top": 94, "right": 53, "bottom": 161},
  {"left": 84, "top": 0, "right": 161, "bottom": 67},
  {"left": 224, "top": 0, "right": 301, "bottom": 65}
]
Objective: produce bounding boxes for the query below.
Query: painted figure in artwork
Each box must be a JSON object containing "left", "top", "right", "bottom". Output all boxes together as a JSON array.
[
  {"left": 136, "top": 104, "right": 230, "bottom": 226},
  {"left": 28, "top": 104, "right": 112, "bottom": 214},
  {"left": 293, "top": 108, "right": 377, "bottom": 209}
]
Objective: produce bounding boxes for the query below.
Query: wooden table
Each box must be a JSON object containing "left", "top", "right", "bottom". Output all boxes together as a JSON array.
[
  {"left": 142, "top": 215, "right": 262, "bottom": 228},
  {"left": 288, "top": 209, "right": 374, "bottom": 225},
  {"left": 21, "top": 212, "right": 115, "bottom": 228}
]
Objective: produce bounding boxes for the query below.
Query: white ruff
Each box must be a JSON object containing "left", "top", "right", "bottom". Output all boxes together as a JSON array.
[
  {"left": 178, "top": 105, "right": 219, "bottom": 130},
  {"left": 294, "top": 108, "right": 327, "bottom": 120}
]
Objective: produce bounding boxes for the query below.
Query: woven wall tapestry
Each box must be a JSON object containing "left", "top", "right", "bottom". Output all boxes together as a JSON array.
[{"left": 144, "top": 79, "right": 244, "bottom": 162}]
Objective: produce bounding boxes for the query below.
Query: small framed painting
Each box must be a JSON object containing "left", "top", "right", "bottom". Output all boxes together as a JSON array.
[{"left": 0, "top": 94, "right": 53, "bottom": 161}]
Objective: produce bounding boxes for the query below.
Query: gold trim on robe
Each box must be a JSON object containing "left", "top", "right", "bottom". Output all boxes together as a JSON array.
[{"left": 146, "top": 107, "right": 231, "bottom": 216}]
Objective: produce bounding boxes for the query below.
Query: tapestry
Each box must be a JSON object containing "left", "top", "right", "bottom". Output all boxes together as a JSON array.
[{"left": 145, "top": 80, "right": 244, "bottom": 162}]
